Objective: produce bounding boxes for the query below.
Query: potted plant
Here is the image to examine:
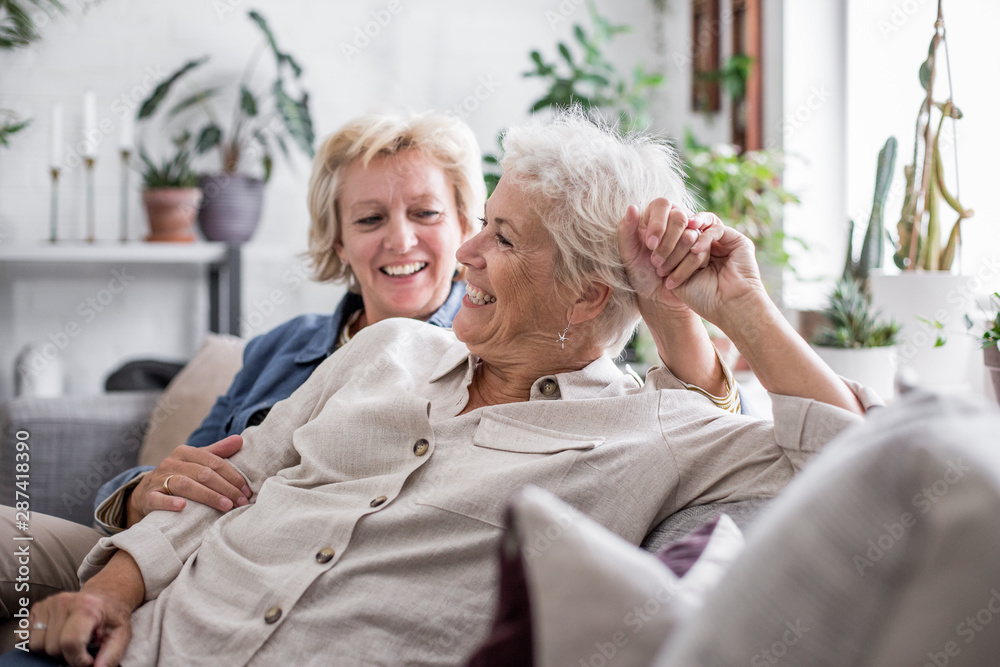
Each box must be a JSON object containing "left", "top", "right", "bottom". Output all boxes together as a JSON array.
[
  {"left": 137, "top": 132, "right": 202, "bottom": 242},
  {"left": 812, "top": 137, "right": 900, "bottom": 398},
  {"left": 134, "top": 10, "right": 314, "bottom": 243},
  {"left": 867, "top": 0, "right": 977, "bottom": 386},
  {"left": 812, "top": 279, "right": 900, "bottom": 399}
]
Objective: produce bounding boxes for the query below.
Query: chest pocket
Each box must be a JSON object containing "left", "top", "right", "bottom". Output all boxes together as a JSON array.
[{"left": 413, "top": 412, "right": 604, "bottom": 527}]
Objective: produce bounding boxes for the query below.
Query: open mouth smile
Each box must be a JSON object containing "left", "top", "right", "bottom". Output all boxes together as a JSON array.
[
  {"left": 465, "top": 282, "right": 496, "bottom": 306},
  {"left": 380, "top": 262, "right": 428, "bottom": 277}
]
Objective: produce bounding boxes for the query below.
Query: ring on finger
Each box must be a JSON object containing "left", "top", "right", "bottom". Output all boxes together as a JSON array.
[
  {"left": 32, "top": 622, "right": 47, "bottom": 631},
  {"left": 162, "top": 474, "right": 175, "bottom": 496}
]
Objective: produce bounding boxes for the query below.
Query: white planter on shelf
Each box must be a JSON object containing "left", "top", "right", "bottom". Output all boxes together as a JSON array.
[
  {"left": 868, "top": 271, "right": 974, "bottom": 387},
  {"left": 813, "top": 345, "right": 897, "bottom": 401}
]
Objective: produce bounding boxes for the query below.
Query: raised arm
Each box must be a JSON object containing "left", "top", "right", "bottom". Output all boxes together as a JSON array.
[
  {"left": 618, "top": 200, "right": 730, "bottom": 399},
  {"left": 619, "top": 199, "right": 863, "bottom": 414}
]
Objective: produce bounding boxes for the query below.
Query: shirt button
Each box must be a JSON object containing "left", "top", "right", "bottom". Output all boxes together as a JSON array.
[
  {"left": 264, "top": 606, "right": 282, "bottom": 624},
  {"left": 413, "top": 439, "right": 429, "bottom": 456},
  {"left": 370, "top": 495, "right": 388, "bottom": 508},
  {"left": 315, "top": 547, "right": 335, "bottom": 564},
  {"left": 540, "top": 379, "right": 558, "bottom": 396}
]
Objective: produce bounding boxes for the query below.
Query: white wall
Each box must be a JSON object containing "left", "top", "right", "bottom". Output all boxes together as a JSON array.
[
  {"left": 846, "top": 0, "right": 1000, "bottom": 295},
  {"left": 0, "top": 0, "right": 665, "bottom": 399}
]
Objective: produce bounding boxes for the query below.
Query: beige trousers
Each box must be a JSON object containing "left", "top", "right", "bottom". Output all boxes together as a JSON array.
[{"left": 0, "top": 505, "right": 101, "bottom": 652}]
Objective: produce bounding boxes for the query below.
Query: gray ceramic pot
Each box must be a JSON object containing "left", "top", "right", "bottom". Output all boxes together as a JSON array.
[{"left": 197, "top": 173, "right": 264, "bottom": 243}]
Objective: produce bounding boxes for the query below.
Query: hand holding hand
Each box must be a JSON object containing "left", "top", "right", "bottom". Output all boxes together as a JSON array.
[
  {"left": 29, "top": 592, "right": 132, "bottom": 667},
  {"left": 618, "top": 198, "right": 766, "bottom": 327},
  {"left": 126, "top": 434, "right": 250, "bottom": 527}
]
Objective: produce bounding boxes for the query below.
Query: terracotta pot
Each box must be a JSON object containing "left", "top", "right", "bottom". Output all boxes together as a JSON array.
[
  {"left": 142, "top": 188, "right": 202, "bottom": 242},
  {"left": 985, "top": 346, "right": 1000, "bottom": 406},
  {"left": 197, "top": 173, "right": 264, "bottom": 244}
]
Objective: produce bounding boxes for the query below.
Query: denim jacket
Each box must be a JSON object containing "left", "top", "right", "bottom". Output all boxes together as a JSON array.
[{"left": 93, "top": 282, "right": 467, "bottom": 524}]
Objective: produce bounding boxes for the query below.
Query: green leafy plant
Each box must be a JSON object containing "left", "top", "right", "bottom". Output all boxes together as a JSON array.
[
  {"left": 894, "top": 0, "right": 974, "bottom": 271},
  {"left": 844, "top": 137, "right": 897, "bottom": 285},
  {"left": 682, "top": 132, "right": 800, "bottom": 268},
  {"left": 0, "top": 110, "right": 30, "bottom": 147},
  {"left": 135, "top": 9, "right": 314, "bottom": 182},
  {"left": 813, "top": 278, "right": 900, "bottom": 349},
  {"left": 968, "top": 292, "right": 1000, "bottom": 350},
  {"left": 137, "top": 131, "right": 198, "bottom": 189},
  {"left": 698, "top": 53, "right": 753, "bottom": 106},
  {"left": 483, "top": 3, "right": 664, "bottom": 194}
]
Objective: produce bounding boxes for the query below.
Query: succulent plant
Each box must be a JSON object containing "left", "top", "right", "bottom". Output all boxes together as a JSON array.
[
  {"left": 813, "top": 278, "right": 900, "bottom": 349},
  {"left": 845, "top": 136, "right": 897, "bottom": 285}
]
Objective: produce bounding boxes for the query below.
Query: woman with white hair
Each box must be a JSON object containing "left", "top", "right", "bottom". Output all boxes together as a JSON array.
[{"left": 20, "top": 110, "right": 872, "bottom": 667}]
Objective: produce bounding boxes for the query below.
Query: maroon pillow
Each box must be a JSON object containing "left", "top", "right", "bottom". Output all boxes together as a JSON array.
[
  {"left": 464, "top": 513, "right": 725, "bottom": 666},
  {"left": 655, "top": 516, "right": 721, "bottom": 577}
]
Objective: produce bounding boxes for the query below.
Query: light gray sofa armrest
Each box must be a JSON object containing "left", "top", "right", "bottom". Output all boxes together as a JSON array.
[
  {"left": 641, "top": 498, "right": 772, "bottom": 553},
  {"left": 0, "top": 391, "right": 161, "bottom": 526}
]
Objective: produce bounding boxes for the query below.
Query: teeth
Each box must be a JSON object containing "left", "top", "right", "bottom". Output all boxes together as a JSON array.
[
  {"left": 465, "top": 283, "right": 496, "bottom": 306},
  {"left": 382, "top": 262, "right": 427, "bottom": 276}
]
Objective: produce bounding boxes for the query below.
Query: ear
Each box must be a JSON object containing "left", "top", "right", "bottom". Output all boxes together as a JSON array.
[
  {"left": 333, "top": 241, "right": 345, "bottom": 262},
  {"left": 569, "top": 281, "right": 613, "bottom": 325}
]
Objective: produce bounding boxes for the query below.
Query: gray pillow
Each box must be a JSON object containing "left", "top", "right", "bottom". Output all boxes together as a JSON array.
[{"left": 655, "top": 391, "right": 1000, "bottom": 666}]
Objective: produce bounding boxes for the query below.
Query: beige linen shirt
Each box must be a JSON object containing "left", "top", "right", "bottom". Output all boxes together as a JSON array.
[{"left": 80, "top": 319, "right": 873, "bottom": 666}]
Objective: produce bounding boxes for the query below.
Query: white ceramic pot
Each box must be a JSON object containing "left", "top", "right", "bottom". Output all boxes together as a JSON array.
[
  {"left": 813, "top": 345, "right": 897, "bottom": 401},
  {"left": 868, "top": 271, "right": 975, "bottom": 386}
]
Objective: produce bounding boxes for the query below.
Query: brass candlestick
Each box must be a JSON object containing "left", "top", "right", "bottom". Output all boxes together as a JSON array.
[
  {"left": 119, "top": 149, "right": 131, "bottom": 243},
  {"left": 85, "top": 156, "right": 96, "bottom": 243},
  {"left": 49, "top": 167, "right": 60, "bottom": 243}
]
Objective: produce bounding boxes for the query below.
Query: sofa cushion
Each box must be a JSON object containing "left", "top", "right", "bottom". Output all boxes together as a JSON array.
[
  {"left": 465, "top": 486, "right": 744, "bottom": 667},
  {"left": 137, "top": 334, "right": 245, "bottom": 467},
  {"left": 654, "top": 391, "right": 1000, "bottom": 666}
]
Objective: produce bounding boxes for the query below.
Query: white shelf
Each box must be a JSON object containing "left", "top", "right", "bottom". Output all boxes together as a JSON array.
[{"left": 0, "top": 242, "right": 228, "bottom": 265}]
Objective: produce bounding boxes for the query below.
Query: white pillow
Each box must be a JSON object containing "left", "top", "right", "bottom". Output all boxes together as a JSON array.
[{"left": 510, "top": 486, "right": 744, "bottom": 667}]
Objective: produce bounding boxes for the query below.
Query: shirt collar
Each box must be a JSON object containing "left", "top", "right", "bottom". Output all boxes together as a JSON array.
[{"left": 428, "top": 348, "right": 637, "bottom": 400}]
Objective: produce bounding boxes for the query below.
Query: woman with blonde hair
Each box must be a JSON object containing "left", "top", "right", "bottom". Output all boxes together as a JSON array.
[{"left": 1, "top": 110, "right": 734, "bottom": 633}]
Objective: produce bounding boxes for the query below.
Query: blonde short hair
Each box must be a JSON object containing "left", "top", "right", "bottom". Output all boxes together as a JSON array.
[
  {"left": 307, "top": 112, "right": 486, "bottom": 284},
  {"left": 500, "top": 108, "right": 694, "bottom": 356}
]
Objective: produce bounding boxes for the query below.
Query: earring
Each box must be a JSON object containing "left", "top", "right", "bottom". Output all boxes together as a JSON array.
[{"left": 557, "top": 322, "right": 571, "bottom": 349}]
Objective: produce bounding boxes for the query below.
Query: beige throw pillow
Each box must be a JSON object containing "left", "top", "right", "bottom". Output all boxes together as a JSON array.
[{"left": 137, "top": 333, "right": 246, "bottom": 467}]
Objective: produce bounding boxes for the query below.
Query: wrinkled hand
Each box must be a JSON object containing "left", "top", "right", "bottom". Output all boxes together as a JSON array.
[
  {"left": 617, "top": 198, "right": 765, "bottom": 326},
  {"left": 126, "top": 434, "right": 250, "bottom": 527},
  {"left": 29, "top": 592, "right": 132, "bottom": 667}
]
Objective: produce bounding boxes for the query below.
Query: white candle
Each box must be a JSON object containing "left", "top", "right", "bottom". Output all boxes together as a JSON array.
[
  {"left": 83, "top": 90, "right": 97, "bottom": 158},
  {"left": 50, "top": 103, "right": 63, "bottom": 168},
  {"left": 119, "top": 112, "right": 134, "bottom": 151}
]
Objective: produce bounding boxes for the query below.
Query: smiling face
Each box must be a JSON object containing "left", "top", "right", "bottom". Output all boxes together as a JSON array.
[
  {"left": 335, "top": 149, "right": 466, "bottom": 325},
  {"left": 453, "top": 175, "right": 576, "bottom": 361}
]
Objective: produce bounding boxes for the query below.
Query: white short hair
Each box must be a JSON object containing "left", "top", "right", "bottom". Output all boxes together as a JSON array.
[{"left": 500, "top": 108, "right": 694, "bottom": 356}]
